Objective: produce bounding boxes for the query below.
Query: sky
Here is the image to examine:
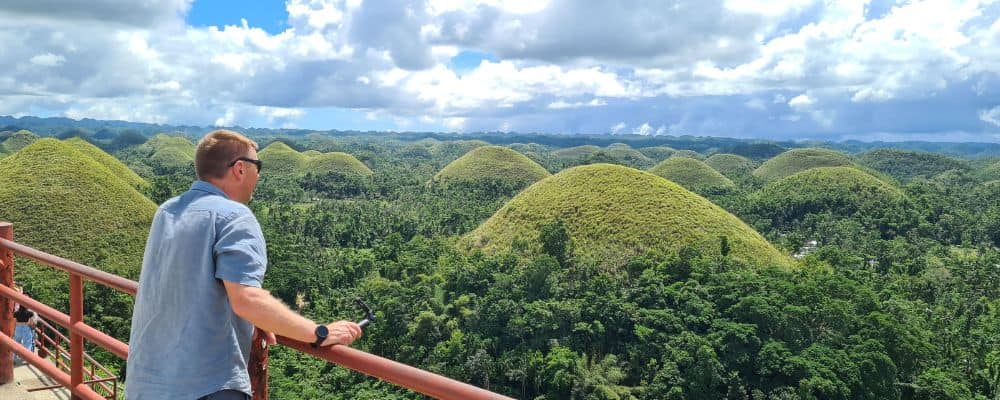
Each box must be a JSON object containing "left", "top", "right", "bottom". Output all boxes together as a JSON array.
[{"left": 0, "top": 0, "right": 999, "bottom": 142}]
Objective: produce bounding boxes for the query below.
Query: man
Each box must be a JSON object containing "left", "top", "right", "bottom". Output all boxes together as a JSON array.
[{"left": 126, "top": 130, "right": 362, "bottom": 400}]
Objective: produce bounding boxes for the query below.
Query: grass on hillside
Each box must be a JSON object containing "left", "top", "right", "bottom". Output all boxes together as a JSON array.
[
  {"left": 432, "top": 146, "right": 551, "bottom": 190},
  {"left": 259, "top": 141, "right": 310, "bottom": 176},
  {"left": 668, "top": 149, "right": 705, "bottom": 160},
  {"left": 648, "top": 157, "right": 736, "bottom": 195},
  {"left": 306, "top": 152, "right": 374, "bottom": 178},
  {"left": 752, "top": 166, "right": 906, "bottom": 225},
  {"left": 637, "top": 146, "right": 677, "bottom": 161},
  {"left": 0, "top": 139, "right": 156, "bottom": 299},
  {"left": 465, "top": 163, "right": 791, "bottom": 268},
  {"left": 753, "top": 148, "right": 854, "bottom": 182},
  {"left": 3, "top": 130, "right": 40, "bottom": 153},
  {"left": 140, "top": 133, "right": 196, "bottom": 172},
  {"left": 604, "top": 143, "right": 654, "bottom": 168},
  {"left": 705, "top": 153, "right": 756, "bottom": 179},
  {"left": 552, "top": 145, "right": 603, "bottom": 159},
  {"left": 65, "top": 137, "right": 147, "bottom": 189}
]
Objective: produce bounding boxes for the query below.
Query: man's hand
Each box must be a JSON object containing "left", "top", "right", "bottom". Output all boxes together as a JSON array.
[{"left": 321, "top": 320, "right": 362, "bottom": 347}]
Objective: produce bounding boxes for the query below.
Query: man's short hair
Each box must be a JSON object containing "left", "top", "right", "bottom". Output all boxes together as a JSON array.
[{"left": 195, "top": 130, "right": 259, "bottom": 180}]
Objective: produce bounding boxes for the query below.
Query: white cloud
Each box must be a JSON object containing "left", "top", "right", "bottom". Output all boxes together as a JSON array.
[
  {"left": 633, "top": 122, "right": 653, "bottom": 136},
  {"left": 29, "top": 53, "right": 65, "bottom": 67},
  {"left": 981, "top": 106, "right": 1000, "bottom": 127},
  {"left": 654, "top": 125, "right": 667, "bottom": 136},
  {"left": 610, "top": 122, "right": 626, "bottom": 135},
  {"left": 547, "top": 98, "right": 606, "bottom": 109},
  {"left": 788, "top": 94, "right": 814, "bottom": 110}
]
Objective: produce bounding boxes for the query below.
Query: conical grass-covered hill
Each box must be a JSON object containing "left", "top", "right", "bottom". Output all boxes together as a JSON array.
[
  {"left": 668, "top": 149, "right": 705, "bottom": 160},
  {"left": 431, "top": 146, "right": 551, "bottom": 191},
  {"left": 605, "top": 143, "right": 654, "bottom": 168},
  {"left": 637, "top": 146, "right": 677, "bottom": 161},
  {"left": 3, "top": 130, "right": 40, "bottom": 153},
  {"left": 259, "top": 141, "right": 372, "bottom": 179},
  {"left": 859, "top": 148, "right": 969, "bottom": 182},
  {"left": 753, "top": 148, "right": 854, "bottom": 182},
  {"left": 0, "top": 139, "right": 156, "bottom": 283},
  {"left": 306, "top": 152, "right": 374, "bottom": 179},
  {"left": 140, "top": 133, "right": 196, "bottom": 172},
  {"left": 464, "top": 164, "right": 791, "bottom": 268},
  {"left": 705, "top": 153, "right": 756, "bottom": 180},
  {"left": 259, "top": 141, "right": 309, "bottom": 176},
  {"left": 648, "top": 157, "right": 735, "bottom": 195},
  {"left": 752, "top": 166, "right": 906, "bottom": 225},
  {"left": 65, "top": 138, "right": 146, "bottom": 189},
  {"left": 552, "top": 145, "right": 602, "bottom": 159}
]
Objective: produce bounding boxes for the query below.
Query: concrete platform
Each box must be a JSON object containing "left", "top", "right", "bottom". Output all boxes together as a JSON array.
[{"left": 0, "top": 363, "right": 71, "bottom": 400}]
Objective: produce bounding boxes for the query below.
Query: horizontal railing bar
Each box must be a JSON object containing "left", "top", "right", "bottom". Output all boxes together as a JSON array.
[
  {"left": 38, "top": 318, "right": 114, "bottom": 376},
  {"left": 0, "top": 286, "right": 129, "bottom": 359},
  {"left": 30, "top": 311, "right": 117, "bottom": 394},
  {"left": 0, "top": 332, "right": 106, "bottom": 400},
  {"left": 26, "top": 383, "right": 63, "bottom": 392},
  {"left": 0, "top": 238, "right": 137, "bottom": 295},
  {"left": 277, "top": 336, "right": 514, "bottom": 400}
]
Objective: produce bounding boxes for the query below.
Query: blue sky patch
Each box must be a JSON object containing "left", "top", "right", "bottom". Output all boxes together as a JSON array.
[
  {"left": 186, "top": 0, "right": 289, "bottom": 34},
  {"left": 449, "top": 51, "right": 500, "bottom": 74}
]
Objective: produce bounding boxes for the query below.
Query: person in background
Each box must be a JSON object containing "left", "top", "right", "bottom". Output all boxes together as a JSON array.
[{"left": 12, "top": 297, "right": 37, "bottom": 365}]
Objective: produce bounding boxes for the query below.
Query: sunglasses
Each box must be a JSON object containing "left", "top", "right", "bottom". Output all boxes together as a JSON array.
[{"left": 228, "top": 157, "right": 263, "bottom": 173}]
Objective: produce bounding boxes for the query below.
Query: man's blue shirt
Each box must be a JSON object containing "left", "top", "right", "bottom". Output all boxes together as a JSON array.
[{"left": 126, "top": 181, "right": 267, "bottom": 399}]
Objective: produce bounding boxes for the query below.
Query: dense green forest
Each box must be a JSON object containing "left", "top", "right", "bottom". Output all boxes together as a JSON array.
[{"left": 2, "top": 125, "right": 999, "bottom": 400}]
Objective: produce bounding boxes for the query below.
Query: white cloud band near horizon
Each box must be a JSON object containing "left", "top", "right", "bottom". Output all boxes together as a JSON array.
[{"left": 0, "top": 0, "right": 998, "bottom": 141}]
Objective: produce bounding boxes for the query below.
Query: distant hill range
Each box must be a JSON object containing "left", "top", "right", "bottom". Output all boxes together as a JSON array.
[{"left": 4, "top": 115, "right": 1000, "bottom": 158}]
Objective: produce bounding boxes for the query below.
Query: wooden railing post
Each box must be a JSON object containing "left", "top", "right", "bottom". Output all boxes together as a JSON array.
[
  {"left": 250, "top": 328, "right": 269, "bottom": 400},
  {"left": 70, "top": 274, "right": 83, "bottom": 400},
  {"left": 0, "top": 222, "right": 13, "bottom": 384}
]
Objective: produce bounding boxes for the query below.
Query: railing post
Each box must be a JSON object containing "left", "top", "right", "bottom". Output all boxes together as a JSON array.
[
  {"left": 250, "top": 328, "right": 269, "bottom": 400},
  {"left": 0, "top": 222, "right": 13, "bottom": 385},
  {"left": 70, "top": 274, "right": 83, "bottom": 400}
]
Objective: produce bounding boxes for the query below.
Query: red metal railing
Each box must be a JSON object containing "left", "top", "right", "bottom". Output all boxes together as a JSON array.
[
  {"left": 0, "top": 222, "right": 514, "bottom": 400},
  {"left": 33, "top": 318, "right": 119, "bottom": 398}
]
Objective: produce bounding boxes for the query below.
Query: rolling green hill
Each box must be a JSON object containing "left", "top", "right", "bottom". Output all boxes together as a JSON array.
[
  {"left": 605, "top": 143, "right": 654, "bottom": 167},
  {"left": 3, "top": 130, "right": 40, "bottom": 153},
  {"left": 65, "top": 137, "right": 146, "bottom": 189},
  {"left": 0, "top": 139, "right": 157, "bottom": 283},
  {"left": 637, "top": 146, "right": 677, "bottom": 161},
  {"left": 306, "top": 152, "right": 374, "bottom": 179},
  {"left": 753, "top": 148, "right": 854, "bottom": 182},
  {"left": 432, "top": 146, "right": 551, "bottom": 191},
  {"left": 648, "top": 157, "right": 736, "bottom": 195},
  {"left": 858, "top": 148, "right": 969, "bottom": 181},
  {"left": 259, "top": 141, "right": 309, "bottom": 176},
  {"left": 465, "top": 163, "right": 790, "bottom": 268},
  {"left": 668, "top": 149, "right": 705, "bottom": 160},
  {"left": 705, "top": 153, "right": 756, "bottom": 180},
  {"left": 753, "top": 166, "right": 905, "bottom": 225},
  {"left": 140, "top": 133, "right": 196, "bottom": 172},
  {"left": 552, "top": 145, "right": 602, "bottom": 160}
]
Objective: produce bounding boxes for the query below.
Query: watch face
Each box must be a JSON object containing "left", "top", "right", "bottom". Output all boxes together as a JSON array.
[{"left": 316, "top": 325, "right": 329, "bottom": 338}]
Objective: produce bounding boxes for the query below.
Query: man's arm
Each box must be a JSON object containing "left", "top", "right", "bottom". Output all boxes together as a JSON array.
[{"left": 223, "top": 281, "right": 361, "bottom": 346}]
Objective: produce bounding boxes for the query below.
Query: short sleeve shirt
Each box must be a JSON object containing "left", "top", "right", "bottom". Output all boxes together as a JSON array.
[{"left": 125, "top": 181, "right": 267, "bottom": 400}]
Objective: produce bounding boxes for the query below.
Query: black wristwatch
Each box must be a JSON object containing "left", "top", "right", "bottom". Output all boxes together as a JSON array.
[{"left": 311, "top": 325, "right": 328, "bottom": 348}]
